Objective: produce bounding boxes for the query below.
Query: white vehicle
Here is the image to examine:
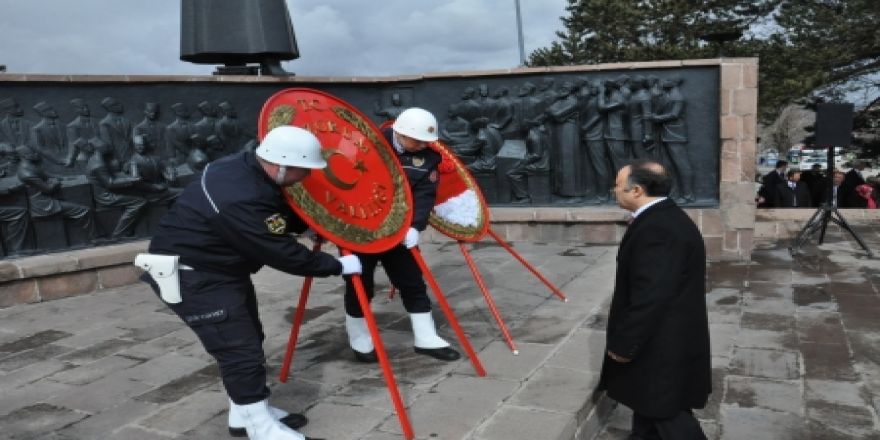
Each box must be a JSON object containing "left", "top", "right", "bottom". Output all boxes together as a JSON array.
[{"left": 798, "top": 148, "right": 844, "bottom": 171}]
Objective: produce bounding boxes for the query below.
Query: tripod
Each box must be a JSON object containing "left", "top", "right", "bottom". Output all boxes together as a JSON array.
[
  {"left": 791, "top": 142, "right": 874, "bottom": 257},
  {"left": 791, "top": 201, "right": 874, "bottom": 257}
]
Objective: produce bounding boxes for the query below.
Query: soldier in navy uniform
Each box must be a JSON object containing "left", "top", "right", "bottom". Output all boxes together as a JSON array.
[
  {"left": 16, "top": 145, "right": 96, "bottom": 240},
  {"left": 343, "top": 108, "right": 462, "bottom": 364},
  {"left": 142, "top": 126, "right": 361, "bottom": 440}
]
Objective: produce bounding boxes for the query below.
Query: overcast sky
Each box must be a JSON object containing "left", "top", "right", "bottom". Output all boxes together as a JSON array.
[{"left": 0, "top": 0, "right": 568, "bottom": 76}]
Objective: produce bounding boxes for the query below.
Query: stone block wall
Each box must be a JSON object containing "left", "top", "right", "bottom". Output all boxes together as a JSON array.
[{"left": 0, "top": 242, "right": 146, "bottom": 308}]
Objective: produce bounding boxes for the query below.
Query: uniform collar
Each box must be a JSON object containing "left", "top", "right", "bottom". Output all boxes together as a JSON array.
[
  {"left": 244, "top": 151, "right": 278, "bottom": 188},
  {"left": 391, "top": 133, "right": 405, "bottom": 154}
]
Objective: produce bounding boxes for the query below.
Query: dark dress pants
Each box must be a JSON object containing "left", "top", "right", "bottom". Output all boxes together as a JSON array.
[
  {"left": 344, "top": 244, "right": 431, "bottom": 318},
  {"left": 630, "top": 410, "right": 707, "bottom": 440},
  {"left": 144, "top": 270, "right": 269, "bottom": 405}
]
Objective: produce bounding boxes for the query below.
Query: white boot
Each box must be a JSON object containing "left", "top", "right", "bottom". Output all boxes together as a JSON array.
[
  {"left": 229, "top": 399, "right": 301, "bottom": 437},
  {"left": 345, "top": 313, "right": 375, "bottom": 353},
  {"left": 235, "top": 399, "right": 305, "bottom": 440},
  {"left": 409, "top": 312, "right": 450, "bottom": 349}
]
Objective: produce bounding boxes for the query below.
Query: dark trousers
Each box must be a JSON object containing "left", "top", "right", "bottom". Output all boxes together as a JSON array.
[
  {"left": 344, "top": 244, "right": 432, "bottom": 318},
  {"left": 35, "top": 201, "right": 97, "bottom": 240},
  {"left": 144, "top": 270, "right": 269, "bottom": 405},
  {"left": 662, "top": 142, "right": 694, "bottom": 200},
  {"left": 631, "top": 410, "right": 707, "bottom": 440},
  {"left": 586, "top": 139, "right": 611, "bottom": 200},
  {"left": 0, "top": 206, "right": 31, "bottom": 254},
  {"left": 98, "top": 194, "right": 147, "bottom": 238}
]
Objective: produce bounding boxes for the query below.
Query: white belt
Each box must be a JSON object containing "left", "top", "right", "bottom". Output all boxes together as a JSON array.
[{"left": 179, "top": 264, "right": 194, "bottom": 271}]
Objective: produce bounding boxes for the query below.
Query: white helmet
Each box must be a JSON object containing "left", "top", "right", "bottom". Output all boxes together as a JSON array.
[
  {"left": 392, "top": 107, "right": 439, "bottom": 142},
  {"left": 256, "top": 126, "right": 326, "bottom": 169}
]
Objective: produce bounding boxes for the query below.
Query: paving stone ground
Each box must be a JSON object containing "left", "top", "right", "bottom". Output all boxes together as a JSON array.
[
  {"left": 597, "top": 225, "right": 880, "bottom": 440},
  {"left": 2, "top": 226, "right": 880, "bottom": 440}
]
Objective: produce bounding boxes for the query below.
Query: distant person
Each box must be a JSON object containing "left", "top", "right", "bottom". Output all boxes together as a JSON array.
[
  {"left": 799, "top": 163, "right": 825, "bottom": 207},
  {"left": 840, "top": 160, "right": 868, "bottom": 208},
  {"left": 855, "top": 184, "right": 877, "bottom": 209},
  {"left": 598, "top": 160, "right": 710, "bottom": 440},
  {"left": 773, "top": 169, "right": 811, "bottom": 208},
  {"left": 822, "top": 171, "right": 846, "bottom": 207},
  {"left": 757, "top": 160, "right": 787, "bottom": 207}
]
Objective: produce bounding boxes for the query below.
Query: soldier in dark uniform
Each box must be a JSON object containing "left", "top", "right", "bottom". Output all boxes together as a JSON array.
[
  {"left": 16, "top": 145, "right": 96, "bottom": 240},
  {"left": 98, "top": 97, "right": 134, "bottom": 166},
  {"left": 66, "top": 98, "right": 101, "bottom": 171},
  {"left": 0, "top": 98, "right": 33, "bottom": 151},
  {"left": 86, "top": 139, "right": 146, "bottom": 239},
  {"left": 343, "top": 108, "right": 461, "bottom": 364},
  {"left": 141, "top": 126, "right": 361, "bottom": 440},
  {"left": 217, "top": 101, "right": 246, "bottom": 154},
  {"left": 507, "top": 82, "right": 550, "bottom": 204},
  {"left": 0, "top": 178, "right": 32, "bottom": 255},
  {"left": 125, "top": 135, "right": 181, "bottom": 204},
  {"left": 193, "top": 101, "right": 219, "bottom": 142},
  {"left": 133, "top": 103, "right": 167, "bottom": 160},
  {"left": 30, "top": 102, "right": 69, "bottom": 174},
  {"left": 166, "top": 103, "right": 194, "bottom": 164}
]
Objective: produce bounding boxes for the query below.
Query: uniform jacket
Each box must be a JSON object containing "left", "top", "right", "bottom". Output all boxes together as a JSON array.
[
  {"left": 99, "top": 113, "right": 133, "bottom": 164},
  {"left": 86, "top": 154, "right": 138, "bottom": 205},
  {"left": 653, "top": 88, "right": 687, "bottom": 143},
  {"left": 382, "top": 128, "right": 440, "bottom": 232},
  {"left": 149, "top": 151, "right": 341, "bottom": 278},
  {"left": 598, "top": 199, "right": 711, "bottom": 418},
  {"left": 17, "top": 160, "right": 63, "bottom": 217},
  {"left": 0, "top": 116, "right": 33, "bottom": 148}
]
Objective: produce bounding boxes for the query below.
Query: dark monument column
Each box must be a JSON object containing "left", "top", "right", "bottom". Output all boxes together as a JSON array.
[{"left": 180, "top": 0, "right": 300, "bottom": 76}]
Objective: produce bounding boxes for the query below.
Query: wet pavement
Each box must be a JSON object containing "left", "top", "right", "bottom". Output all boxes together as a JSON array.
[
  {"left": 2, "top": 226, "right": 880, "bottom": 439},
  {"left": 597, "top": 225, "right": 880, "bottom": 440}
]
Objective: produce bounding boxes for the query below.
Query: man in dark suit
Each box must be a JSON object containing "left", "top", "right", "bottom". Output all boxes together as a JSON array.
[
  {"left": 799, "top": 164, "right": 825, "bottom": 207},
  {"left": 757, "top": 160, "right": 787, "bottom": 207},
  {"left": 598, "top": 160, "right": 710, "bottom": 439},
  {"left": 840, "top": 161, "right": 868, "bottom": 208},
  {"left": 773, "top": 169, "right": 812, "bottom": 208}
]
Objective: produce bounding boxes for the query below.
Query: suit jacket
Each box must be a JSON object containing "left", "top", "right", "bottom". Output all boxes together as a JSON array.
[
  {"left": 773, "top": 181, "right": 811, "bottom": 208},
  {"left": 840, "top": 169, "right": 866, "bottom": 208},
  {"left": 598, "top": 199, "right": 711, "bottom": 418},
  {"left": 758, "top": 170, "right": 785, "bottom": 207}
]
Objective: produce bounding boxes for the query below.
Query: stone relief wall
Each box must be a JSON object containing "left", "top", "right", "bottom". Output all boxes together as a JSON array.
[{"left": 0, "top": 64, "right": 720, "bottom": 257}]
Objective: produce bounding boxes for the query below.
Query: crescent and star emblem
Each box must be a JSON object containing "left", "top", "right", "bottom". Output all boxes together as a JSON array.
[{"left": 321, "top": 148, "right": 367, "bottom": 190}]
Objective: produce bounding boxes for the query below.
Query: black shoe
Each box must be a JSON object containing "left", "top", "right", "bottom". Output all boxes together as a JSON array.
[
  {"left": 352, "top": 349, "right": 378, "bottom": 363},
  {"left": 228, "top": 413, "right": 308, "bottom": 437},
  {"left": 414, "top": 346, "right": 461, "bottom": 361}
]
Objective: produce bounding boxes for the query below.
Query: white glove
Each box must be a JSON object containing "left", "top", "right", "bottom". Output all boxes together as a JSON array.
[
  {"left": 337, "top": 255, "right": 362, "bottom": 275},
  {"left": 403, "top": 227, "right": 419, "bottom": 249}
]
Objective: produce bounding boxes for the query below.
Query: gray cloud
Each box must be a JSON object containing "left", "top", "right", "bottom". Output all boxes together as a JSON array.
[{"left": 0, "top": 0, "right": 566, "bottom": 76}]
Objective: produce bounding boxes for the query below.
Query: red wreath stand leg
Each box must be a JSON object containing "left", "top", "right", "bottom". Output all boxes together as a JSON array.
[{"left": 279, "top": 246, "right": 415, "bottom": 439}]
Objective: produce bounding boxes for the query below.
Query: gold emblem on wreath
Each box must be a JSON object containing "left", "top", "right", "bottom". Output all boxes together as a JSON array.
[
  {"left": 265, "top": 213, "right": 287, "bottom": 235},
  {"left": 412, "top": 157, "right": 425, "bottom": 167},
  {"left": 267, "top": 105, "right": 296, "bottom": 132}
]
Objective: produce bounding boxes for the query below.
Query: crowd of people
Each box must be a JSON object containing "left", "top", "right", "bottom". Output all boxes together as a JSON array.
[{"left": 756, "top": 159, "right": 877, "bottom": 209}]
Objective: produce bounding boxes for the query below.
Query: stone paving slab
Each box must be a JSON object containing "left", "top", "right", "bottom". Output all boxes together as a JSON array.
[
  {"left": 0, "top": 241, "right": 613, "bottom": 440},
  {"left": 595, "top": 225, "right": 880, "bottom": 440},
  {"left": 4, "top": 226, "right": 880, "bottom": 439}
]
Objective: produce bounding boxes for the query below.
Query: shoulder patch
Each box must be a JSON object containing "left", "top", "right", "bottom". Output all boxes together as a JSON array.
[{"left": 265, "top": 213, "right": 287, "bottom": 235}]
